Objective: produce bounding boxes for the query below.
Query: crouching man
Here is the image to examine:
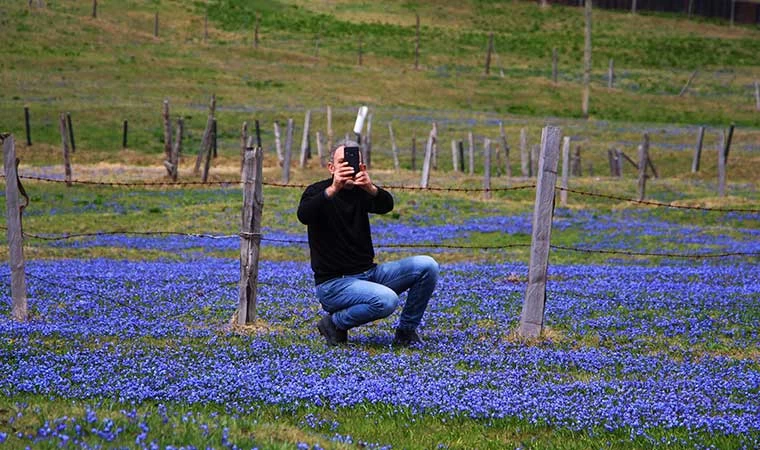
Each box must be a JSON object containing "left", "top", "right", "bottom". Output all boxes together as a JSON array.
[{"left": 297, "top": 140, "right": 439, "bottom": 346}]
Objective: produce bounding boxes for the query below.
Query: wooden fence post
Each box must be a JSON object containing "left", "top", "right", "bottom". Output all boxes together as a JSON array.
[
  {"left": 631, "top": 0, "right": 637, "bottom": 14},
  {"left": 451, "top": 140, "right": 459, "bottom": 173},
  {"left": 59, "top": 114, "right": 72, "bottom": 186},
  {"left": 468, "top": 131, "right": 474, "bottom": 175},
  {"left": 414, "top": 14, "right": 420, "bottom": 70},
  {"left": 499, "top": 121, "right": 511, "bottom": 178},
  {"left": 195, "top": 94, "right": 215, "bottom": 174},
  {"left": 483, "top": 138, "right": 491, "bottom": 200},
  {"left": 240, "top": 121, "right": 248, "bottom": 175},
  {"left": 560, "top": 136, "right": 570, "bottom": 207},
  {"left": 431, "top": 122, "right": 438, "bottom": 170},
  {"left": 458, "top": 141, "right": 465, "bottom": 173},
  {"left": 389, "top": 123, "right": 400, "bottom": 172},
  {"left": 679, "top": 70, "right": 698, "bottom": 97},
  {"left": 531, "top": 144, "right": 539, "bottom": 178},
  {"left": 66, "top": 112, "right": 76, "bottom": 153},
  {"left": 723, "top": 123, "right": 735, "bottom": 162},
  {"left": 273, "top": 121, "right": 283, "bottom": 166},
  {"left": 122, "top": 120, "right": 128, "bottom": 149},
  {"left": 299, "top": 110, "right": 311, "bottom": 169},
  {"left": 730, "top": 0, "right": 735, "bottom": 27},
  {"left": 484, "top": 32, "right": 494, "bottom": 75},
  {"left": 202, "top": 119, "right": 215, "bottom": 183},
  {"left": 519, "top": 126, "right": 562, "bottom": 338},
  {"left": 24, "top": 106, "right": 32, "bottom": 146},
  {"left": 162, "top": 100, "right": 172, "bottom": 176},
  {"left": 608, "top": 58, "right": 614, "bottom": 88},
  {"left": 167, "top": 117, "right": 183, "bottom": 181},
  {"left": 637, "top": 134, "right": 649, "bottom": 201},
  {"left": 282, "top": 118, "right": 294, "bottom": 184},
  {"left": 552, "top": 47, "right": 558, "bottom": 83},
  {"left": 520, "top": 127, "right": 529, "bottom": 177},
  {"left": 238, "top": 136, "right": 263, "bottom": 325},
  {"left": 755, "top": 81, "right": 760, "bottom": 112},
  {"left": 718, "top": 131, "right": 726, "bottom": 197},
  {"left": 3, "top": 135, "right": 27, "bottom": 322},
  {"left": 212, "top": 119, "right": 218, "bottom": 158},
  {"left": 316, "top": 131, "right": 325, "bottom": 167},
  {"left": 691, "top": 126, "right": 705, "bottom": 173},
  {"left": 420, "top": 127, "right": 434, "bottom": 188},
  {"left": 92, "top": 0, "right": 97, "bottom": 18},
  {"left": 582, "top": 0, "right": 592, "bottom": 118},
  {"left": 687, "top": 0, "right": 694, "bottom": 18},
  {"left": 571, "top": 145, "right": 582, "bottom": 176}
]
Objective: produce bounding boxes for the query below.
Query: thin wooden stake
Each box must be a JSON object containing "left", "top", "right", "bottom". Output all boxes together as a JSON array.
[
  {"left": 195, "top": 94, "right": 215, "bottom": 174},
  {"left": 679, "top": 70, "right": 697, "bottom": 97},
  {"left": 162, "top": 100, "right": 172, "bottom": 175},
  {"left": 483, "top": 138, "right": 491, "bottom": 200},
  {"left": 637, "top": 134, "right": 649, "bottom": 201},
  {"left": 92, "top": 0, "right": 97, "bottom": 18},
  {"left": 202, "top": 119, "right": 215, "bottom": 183},
  {"left": 240, "top": 121, "right": 248, "bottom": 175},
  {"left": 273, "top": 121, "right": 283, "bottom": 166},
  {"left": 608, "top": 58, "right": 614, "bottom": 88},
  {"left": 582, "top": 0, "right": 592, "bottom": 118},
  {"left": 755, "top": 80, "right": 760, "bottom": 112},
  {"left": 299, "top": 110, "right": 311, "bottom": 169},
  {"left": 691, "top": 126, "right": 705, "bottom": 173},
  {"left": 723, "top": 123, "right": 735, "bottom": 162},
  {"left": 326, "top": 105, "right": 333, "bottom": 154},
  {"left": 519, "top": 126, "right": 562, "bottom": 338},
  {"left": 718, "top": 131, "right": 726, "bottom": 197},
  {"left": 238, "top": 136, "right": 263, "bottom": 325},
  {"left": 631, "top": 0, "right": 637, "bottom": 14},
  {"left": 572, "top": 145, "right": 582, "bottom": 176},
  {"left": 66, "top": 112, "right": 76, "bottom": 153},
  {"left": 531, "top": 144, "right": 539, "bottom": 178},
  {"left": 282, "top": 118, "right": 294, "bottom": 184},
  {"left": 389, "top": 122, "right": 399, "bottom": 172},
  {"left": 467, "top": 131, "right": 474, "bottom": 175},
  {"left": 316, "top": 131, "right": 325, "bottom": 167},
  {"left": 431, "top": 122, "right": 438, "bottom": 170},
  {"left": 122, "top": 120, "right": 128, "bottom": 149},
  {"left": 24, "top": 106, "right": 31, "bottom": 146},
  {"left": 420, "top": 127, "right": 434, "bottom": 188},
  {"left": 3, "top": 135, "right": 27, "bottom": 322},
  {"left": 520, "top": 127, "right": 529, "bottom": 177},
  {"left": 59, "top": 114, "right": 72, "bottom": 187},
  {"left": 499, "top": 121, "right": 511, "bottom": 178},
  {"left": 560, "top": 136, "right": 570, "bottom": 207},
  {"left": 451, "top": 140, "right": 459, "bottom": 173},
  {"left": 484, "top": 33, "right": 494, "bottom": 75},
  {"left": 458, "top": 141, "right": 465, "bottom": 173},
  {"left": 169, "top": 117, "right": 183, "bottom": 181},
  {"left": 730, "top": 0, "right": 735, "bottom": 27}
]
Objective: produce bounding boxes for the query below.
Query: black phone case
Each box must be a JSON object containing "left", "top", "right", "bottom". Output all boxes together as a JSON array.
[{"left": 344, "top": 147, "right": 360, "bottom": 175}]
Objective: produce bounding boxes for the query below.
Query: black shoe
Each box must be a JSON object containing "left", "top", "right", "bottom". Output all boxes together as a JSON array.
[
  {"left": 393, "top": 327, "right": 424, "bottom": 346},
  {"left": 317, "top": 315, "right": 346, "bottom": 346}
]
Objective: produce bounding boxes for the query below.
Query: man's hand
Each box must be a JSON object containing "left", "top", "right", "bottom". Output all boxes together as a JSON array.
[
  {"left": 325, "top": 161, "right": 356, "bottom": 197},
  {"left": 354, "top": 163, "right": 378, "bottom": 196}
]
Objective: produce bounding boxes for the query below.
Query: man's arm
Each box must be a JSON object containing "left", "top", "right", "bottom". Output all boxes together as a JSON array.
[
  {"left": 297, "top": 184, "right": 328, "bottom": 225},
  {"left": 366, "top": 186, "right": 393, "bottom": 214}
]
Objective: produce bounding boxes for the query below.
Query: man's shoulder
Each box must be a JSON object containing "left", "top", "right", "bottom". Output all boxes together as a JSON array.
[{"left": 303, "top": 178, "right": 332, "bottom": 194}]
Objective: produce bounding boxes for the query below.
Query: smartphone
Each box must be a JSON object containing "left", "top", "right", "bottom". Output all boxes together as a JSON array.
[{"left": 343, "top": 146, "right": 361, "bottom": 176}]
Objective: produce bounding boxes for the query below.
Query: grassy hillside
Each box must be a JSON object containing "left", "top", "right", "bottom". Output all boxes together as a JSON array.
[{"left": 0, "top": 0, "right": 759, "bottom": 182}]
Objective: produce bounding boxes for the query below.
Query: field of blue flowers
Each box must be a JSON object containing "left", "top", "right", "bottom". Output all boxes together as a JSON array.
[{"left": 1, "top": 184, "right": 759, "bottom": 449}]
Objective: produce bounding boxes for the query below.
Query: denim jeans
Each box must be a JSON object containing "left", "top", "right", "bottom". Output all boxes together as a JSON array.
[{"left": 316, "top": 255, "right": 439, "bottom": 331}]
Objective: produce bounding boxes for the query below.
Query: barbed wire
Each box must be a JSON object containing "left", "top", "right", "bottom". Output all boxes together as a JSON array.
[
  {"left": 6, "top": 174, "right": 758, "bottom": 212},
  {"left": 556, "top": 186, "right": 760, "bottom": 213},
  {"left": 7, "top": 228, "right": 758, "bottom": 259}
]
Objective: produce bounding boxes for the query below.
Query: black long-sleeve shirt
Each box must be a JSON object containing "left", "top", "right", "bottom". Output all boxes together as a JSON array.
[{"left": 297, "top": 178, "right": 394, "bottom": 285}]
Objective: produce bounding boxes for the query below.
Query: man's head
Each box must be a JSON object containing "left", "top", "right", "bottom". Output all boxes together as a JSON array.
[{"left": 328, "top": 139, "right": 361, "bottom": 174}]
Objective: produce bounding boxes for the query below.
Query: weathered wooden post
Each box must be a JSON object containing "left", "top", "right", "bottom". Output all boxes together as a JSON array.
[
  {"left": 531, "top": 144, "right": 539, "bottom": 178},
  {"left": 202, "top": 119, "right": 215, "bottom": 183},
  {"left": 24, "top": 106, "right": 32, "bottom": 146},
  {"left": 552, "top": 47, "right": 558, "bottom": 83},
  {"left": 520, "top": 127, "right": 529, "bottom": 177},
  {"left": 273, "top": 121, "right": 284, "bottom": 166},
  {"left": 615, "top": 149, "right": 624, "bottom": 177},
  {"left": 519, "top": 126, "right": 562, "bottom": 338},
  {"left": 59, "top": 114, "right": 72, "bottom": 186},
  {"left": 238, "top": 136, "right": 263, "bottom": 325},
  {"left": 679, "top": 70, "right": 697, "bottom": 97},
  {"left": 195, "top": 94, "right": 215, "bottom": 174},
  {"left": 212, "top": 119, "right": 218, "bottom": 159},
  {"left": 730, "top": 0, "right": 736, "bottom": 27},
  {"left": 299, "top": 110, "right": 311, "bottom": 169},
  {"left": 755, "top": 81, "right": 760, "bottom": 112},
  {"left": 571, "top": 145, "right": 582, "bottom": 176},
  {"left": 631, "top": 0, "right": 637, "bottom": 14},
  {"left": 451, "top": 140, "right": 459, "bottom": 173},
  {"left": 582, "top": 0, "right": 592, "bottom": 118},
  {"left": 560, "top": 136, "right": 570, "bottom": 207},
  {"left": 483, "top": 138, "right": 491, "bottom": 200},
  {"left": 389, "top": 122, "right": 399, "bottom": 172},
  {"left": 723, "top": 123, "right": 735, "bottom": 162},
  {"left": 687, "top": 0, "right": 694, "bottom": 18},
  {"left": 92, "top": 0, "right": 97, "bottom": 18},
  {"left": 431, "top": 122, "right": 438, "bottom": 170},
  {"left": 122, "top": 120, "right": 128, "bottom": 149},
  {"left": 718, "top": 131, "right": 726, "bottom": 197},
  {"left": 3, "top": 135, "right": 27, "bottom": 322},
  {"left": 240, "top": 121, "right": 248, "bottom": 175},
  {"left": 499, "top": 121, "right": 511, "bottom": 178},
  {"left": 637, "top": 134, "right": 649, "bottom": 201},
  {"left": 316, "top": 131, "right": 325, "bottom": 167},
  {"left": 420, "top": 127, "right": 434, "bottom": 188},
  {"left": 691, "top": 126, "right": 705, "bottom": 173},
  {"left": 167, "top": 117, "right": 183, "bottom": 181},
  {"left": 162, "top": 100, "right": 172, "bottom": 175},
  {"left": 414, "top": 14, "right": 420, "bottom": 70},
  {"left": 66, "top": 112, "right": 76, "bottom": 153},
  {"left": 458, "top": 141, "right": 465, "bottom": 173},
  {"left": 607, "top": 148, "right": 617, "bottom": 177},
  {"left": 282, "top": 118, "right": 294, "bottom": 184},
  {"left": 468, "top": 131, "right": 474, "bottom": 175},
  {"left": 484, "top": 32, "right": 494, "bottom": 75},
  {"left": 608, "top": 58, "right": 614, "bottom": 88},
  {"left": 254, "top": 12, "right": 259, "bottom": 48}
]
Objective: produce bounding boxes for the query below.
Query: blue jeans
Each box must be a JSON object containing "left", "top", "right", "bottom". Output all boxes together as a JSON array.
[{"left": 316, "top": 255, "right": 439, "bottom": 331}]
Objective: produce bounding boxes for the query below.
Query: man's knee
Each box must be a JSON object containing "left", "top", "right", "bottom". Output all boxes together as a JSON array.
[
  {"left": 415, "top": 255, "right": 439, "bottom": 280},
  {"left": 370, "top": 290, "right": 399, "bottom": 317}
]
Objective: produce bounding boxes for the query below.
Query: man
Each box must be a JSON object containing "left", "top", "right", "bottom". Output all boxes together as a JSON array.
[{"left": 297, "top": 140, "right": 439, "bottom": 347}]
